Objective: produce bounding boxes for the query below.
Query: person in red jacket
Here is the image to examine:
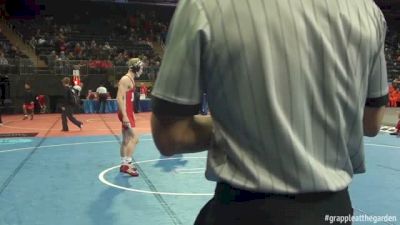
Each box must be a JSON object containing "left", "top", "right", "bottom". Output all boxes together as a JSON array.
[
  {"left": 389, "top": 86, "right": 399, "bottom": 107},
  {"left": 140, "top": 82, "right": 148, "bottom": 99},
  {"left": 22, "top": 83, "right": 35, "bottom": 120},
  {"left": 36, "top": 95, "right": 46, "bottom": 113}
]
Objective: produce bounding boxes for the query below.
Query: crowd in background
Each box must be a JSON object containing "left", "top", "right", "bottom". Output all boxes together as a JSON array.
[
  {"left": 4, "top": 3, "right": 169, "bottom": 80},
  {"left": 0, "top": 41, "right": 23, "bottom": 60},
  {"left": 384, "top": 29, "right": 400, "bottom": 108},
  {"left": 384, "top": 29, "right": 400, "bottom": 81},
  {"left": 0, "top": 34, "right": 27, "bottom": 75},
  {"left": 389, "top": 77, "right": 400, "bottom": 107}
]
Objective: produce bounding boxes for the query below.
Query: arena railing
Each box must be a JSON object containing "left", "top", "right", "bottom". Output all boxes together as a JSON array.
[
  {"left": 46, "top": 60, "right": 155, "bottom": 81},
  {"left": 1, "top": 58, "right": 36, "bottom": 76}
]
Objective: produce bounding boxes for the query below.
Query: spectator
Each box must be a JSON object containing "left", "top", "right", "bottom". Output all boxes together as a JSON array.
[
  {"left": 103, "top": 42, "right": 111, "bottom": 50},
  {"left": 139, "top": 82, "right": 148, "bottom": 99},
  {"left": 36, "top": 95, "right": 47, "bottom": 113},
  {"left": 59, "top": 51, "right": 67, "bottom": 60},
  {"left": 67, "top": 52, "right": 75, "bottom": 60},
  {"left": 96, "top": 83, "right": 108, "bottom": 113},
  {"left": 9, "top": 46, "right": 20, "bottom": 58},
  {"left": 22, "top": 82, "right": 35, "bottom": 120},
  {"left": 0, "top": 52, "right": 8, "bottom": 66},
  {"left": 0, "top": 52, "right": 9, "bottom": 75},
  {"left": 86, "top": 90, "right": 96, "bottom": 100},
  {"left": 114, "top": 53, "right": 125, "bottom": 66},
  {"left": 37, "top": 36, "right": 47, "bottom": 45},
  {"left": 48, "top": 51, "right": 58, "bottom": 72},
  {"left": 29, "top": 36, "right": 37, "bottom": 49}
]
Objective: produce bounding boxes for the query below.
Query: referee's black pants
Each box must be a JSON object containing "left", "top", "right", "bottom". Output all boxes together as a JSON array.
[
  {"left": 61, "top": 105, "right": 81, "bottom": 131},
  {"left": 194, "top": 182, "right": 353, "bottom": 225}
]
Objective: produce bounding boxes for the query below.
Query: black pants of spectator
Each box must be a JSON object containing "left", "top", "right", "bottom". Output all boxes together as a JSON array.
[
  {"left": 0, "top": 83, "right": 5, "bottom": 105},
  {"left": 98, "top": 94, "right": 108, "bottom": 113},
  {"left": 194, "top": 182, "right": 353, "bottom": 225},
  {"left": 61, "top": 106, "right": 82, "bottom": 131}
]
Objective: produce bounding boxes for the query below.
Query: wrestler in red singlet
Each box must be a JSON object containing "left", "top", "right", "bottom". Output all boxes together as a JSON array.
[{"left": 118, "top": 75, "right": 136, "bottom": 128}]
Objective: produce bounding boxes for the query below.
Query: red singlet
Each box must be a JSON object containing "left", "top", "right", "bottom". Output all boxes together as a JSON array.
[
  {"left": 118, "top": 75, "right": 136, "bottom": 128},
  {"left": 23, "top": 103, "right": 34, "bottom": 110}
]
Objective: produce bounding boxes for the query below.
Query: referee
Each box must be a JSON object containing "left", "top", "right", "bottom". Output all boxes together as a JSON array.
[
  {"left": 60, "top": 77, "right": 83, "bottom": 132},
  {"left": 151, "top": 0, "right": 388, "bottom": 224}
]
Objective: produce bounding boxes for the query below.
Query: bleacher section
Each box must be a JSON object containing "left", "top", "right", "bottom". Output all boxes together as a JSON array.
[
  {"left": 4, "top": 1, "right": 170, "bottom": 79},
  {"left": 0, "top": 31, "right": 34, "bottom": 75},
  {"left": 7, "top": 1, "right": 169, "bottom": 67},
  {"left": 385, "top": 31, "right": 400, "bottom": 81},
  {"left": 0, "top": 31, "right": 29, "bottom": 59}
]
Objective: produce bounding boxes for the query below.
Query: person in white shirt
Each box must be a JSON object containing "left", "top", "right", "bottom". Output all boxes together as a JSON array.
[{"left": 96, "top": 83, "right": 108, "bottom": 113}]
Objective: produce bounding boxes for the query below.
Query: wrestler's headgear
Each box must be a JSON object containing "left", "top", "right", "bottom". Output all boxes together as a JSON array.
[{"left": 127, "top": 58, "right": 143, "bottom": 73}]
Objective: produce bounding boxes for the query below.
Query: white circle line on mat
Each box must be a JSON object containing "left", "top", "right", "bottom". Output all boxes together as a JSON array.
[
  {"left": 0, "top": 138, "right": 153, "bottom": 154},
  {"left": 98, "top": 156, "right": 213, "bottom": 196}
]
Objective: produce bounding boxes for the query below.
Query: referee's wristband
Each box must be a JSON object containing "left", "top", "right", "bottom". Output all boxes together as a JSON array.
[{"left": 365, "top": 95, "right": 388, "bottom": 108}]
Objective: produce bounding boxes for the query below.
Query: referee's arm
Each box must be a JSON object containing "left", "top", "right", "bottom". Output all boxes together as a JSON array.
[
  {"left": 151, "top": 97, "right": 213, "bottom": 156},
  {"left": 363, "top": 23, "right": 388, "bottom": 137},
  {"left": 150, "top": 0, "right": 212, "bottom": 156},
  {"left": 363, "top": 96, "right": 387, "bottom": 137}
]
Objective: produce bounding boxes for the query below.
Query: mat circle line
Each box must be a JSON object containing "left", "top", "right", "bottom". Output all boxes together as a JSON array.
[
  {"left": 98, "top": 156, "right": 213, "bottom": 196},
  {"left": 0, "top": 138, "right": 153, "bottom": 154}
]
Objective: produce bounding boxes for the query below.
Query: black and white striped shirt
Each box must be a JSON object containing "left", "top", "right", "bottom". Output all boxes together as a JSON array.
[{"left": 152, "top": 0, "right": 388, "bottom": 194}]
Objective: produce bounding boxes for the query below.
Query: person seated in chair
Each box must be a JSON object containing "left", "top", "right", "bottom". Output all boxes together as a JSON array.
[{"left": 86, "top": 90, "right": 97, "bottom": 100}]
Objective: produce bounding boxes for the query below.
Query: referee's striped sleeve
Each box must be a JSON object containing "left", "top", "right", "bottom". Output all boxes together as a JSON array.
[
  {"left": 366, "top": 12, "right": 388, "bottom": 107},
  {"left": 152, "top": 0, "right": 210, "bottom": 106}
]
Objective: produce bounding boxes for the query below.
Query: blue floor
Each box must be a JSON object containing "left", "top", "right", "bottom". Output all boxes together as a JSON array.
[{"left": 0, "top": 133, "right": 398, "bottom": 225}]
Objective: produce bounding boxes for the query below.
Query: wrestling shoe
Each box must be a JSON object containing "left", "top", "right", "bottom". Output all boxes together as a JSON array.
[{"left": 120, "top": 164, "right": 139, "bottom": 177}]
